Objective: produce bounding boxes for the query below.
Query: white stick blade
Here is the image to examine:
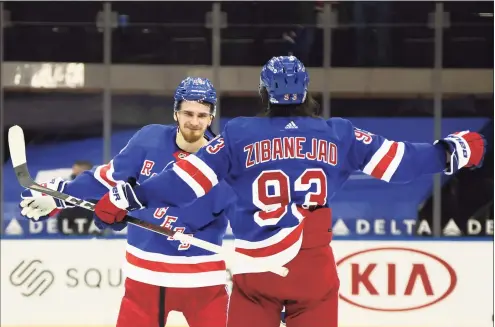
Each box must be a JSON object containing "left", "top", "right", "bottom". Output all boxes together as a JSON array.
[{"left": 8, "top": 125, "right": 27, "bottom": 167}]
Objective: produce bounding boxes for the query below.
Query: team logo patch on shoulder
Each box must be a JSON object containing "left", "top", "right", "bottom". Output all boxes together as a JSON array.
[{"left": 173, "top": 151, "right": 190, "bottom": 161}]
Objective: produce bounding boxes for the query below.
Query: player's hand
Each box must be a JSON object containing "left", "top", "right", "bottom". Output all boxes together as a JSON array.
[
  {"left": 94, "top": 182, "right": 144, "bottom": 225},
  {"left": 19, "top": 177, "right": 69, "bottom": 221},
  {"left": 93, "top": 216, "right": 128, "bottom": 231},
  {"left": 436, "top": 131, "right": 486, "bottom": 175}
]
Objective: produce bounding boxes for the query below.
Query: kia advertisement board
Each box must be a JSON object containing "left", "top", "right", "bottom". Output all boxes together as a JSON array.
[
  {"left": 333, "top": 241, "right": 494, "bottom": 327},
  {"left": 336, "top": 247, "right": 457, "bottom": 312},
  {"left": 0, "top": 239, "right": 493, "bottom": 327}
]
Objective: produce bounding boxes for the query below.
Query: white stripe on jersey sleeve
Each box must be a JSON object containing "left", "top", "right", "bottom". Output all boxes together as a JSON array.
[
  {"left": 362, "top": 140, "right": 394, "bottom": 175},
  {"left": 184, "top": 155, "right": 219, "bottom": 186},
  {"left": 172, "top": 164, "right": 206, "bottom": 197},
  {"left": 381, "top": 142, "right": 405, "bottom": 182}
]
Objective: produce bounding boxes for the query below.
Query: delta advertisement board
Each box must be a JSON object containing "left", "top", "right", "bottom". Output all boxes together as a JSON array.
[
  {"left": 0, "top": 239, "right": 493, "bottom": 327},
  {"left": 4, "top": 214, "right": 494, "bottom": 238}
]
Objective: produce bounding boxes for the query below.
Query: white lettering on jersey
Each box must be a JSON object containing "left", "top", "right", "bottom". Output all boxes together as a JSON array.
[
  {"left": 243, "top": 137, "right": 338, "bottom": 168},
  {"left": 154, "top": 213, "right": 192, "bottom": 250}
]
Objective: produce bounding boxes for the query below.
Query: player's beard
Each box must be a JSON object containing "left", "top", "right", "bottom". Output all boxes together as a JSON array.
[{"left": 180, "top": 125, "right": 205, "bottom": 143}]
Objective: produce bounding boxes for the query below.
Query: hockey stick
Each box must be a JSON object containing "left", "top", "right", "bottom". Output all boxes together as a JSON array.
[{"left": 8, "top": 125, "right": 289, "bottom": 277}]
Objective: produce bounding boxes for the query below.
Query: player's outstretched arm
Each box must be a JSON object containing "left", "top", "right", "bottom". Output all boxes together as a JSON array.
[
  {"left": 93, "top": 133, "right": 233, "bottom": 225},
  {"left": 20, "top": 126, "right": 150, "bottom": 221},
  {"left": 347, "top": 123, "right": 486, "bottom": 183}
]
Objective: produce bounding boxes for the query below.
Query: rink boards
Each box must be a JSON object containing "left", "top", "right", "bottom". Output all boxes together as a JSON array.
[{"left": 0, "top": 238, "right": 493, "bottom": 327}]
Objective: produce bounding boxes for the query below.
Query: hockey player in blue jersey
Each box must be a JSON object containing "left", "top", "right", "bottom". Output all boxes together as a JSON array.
[
  {"left": 19, "top": 77, "right": 235, "bottom": 327},
  {"left": 92, "top": 56, "right": 486, "bottom": 327}
]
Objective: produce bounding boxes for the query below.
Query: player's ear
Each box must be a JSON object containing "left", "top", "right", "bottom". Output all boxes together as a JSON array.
[{"left": 173, "top": 112, "right": 178, "bottom": 122}]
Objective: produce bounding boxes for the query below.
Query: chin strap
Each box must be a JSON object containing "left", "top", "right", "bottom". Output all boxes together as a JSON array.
[{"left": 206, "top": 125, "right": 217, "bottom": 140}]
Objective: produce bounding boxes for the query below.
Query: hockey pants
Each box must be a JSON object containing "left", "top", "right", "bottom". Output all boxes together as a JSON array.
[
  {"left": 116, "top": 278, "right": 228, "bottom": 327},
  {"left": 227, "top": 208, "right": 340, "bottom": 327}
]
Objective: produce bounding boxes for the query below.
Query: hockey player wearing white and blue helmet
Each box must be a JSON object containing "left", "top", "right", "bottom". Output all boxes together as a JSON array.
[
  {"left": 20, "top": 77, "right": 235, "bottom": 327},
  {"left": 173, "top": 76, "right": 218, "bottom": 147}
]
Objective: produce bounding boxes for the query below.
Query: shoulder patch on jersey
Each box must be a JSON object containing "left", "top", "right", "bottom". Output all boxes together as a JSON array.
[{"left": 173, "top": 151, "right": 190, "bottom": 161}]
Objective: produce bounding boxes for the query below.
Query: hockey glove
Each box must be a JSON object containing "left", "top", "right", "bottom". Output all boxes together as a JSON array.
[
  {"left": 19, "top": 177, "right": 71, "bottom": 221},
  {"left": 84, "top": 199, "right": 127, "bottom": 232},
  {"left": 435, "top": 131, "right": 486, "bottom": 175},
  {"left": 93, "top": 182, "right": 144, "bottom": 225},
  {"left": 93, "top": 216, "right": 128, "bottom": 231}
]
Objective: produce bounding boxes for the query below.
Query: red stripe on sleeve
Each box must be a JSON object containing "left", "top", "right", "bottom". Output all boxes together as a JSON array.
[
  {"left": 175, "top": 160, "right": 213, "bottom": 193},
  {"left": 371, "top": 142, "right": 398, "bottom": 179}
]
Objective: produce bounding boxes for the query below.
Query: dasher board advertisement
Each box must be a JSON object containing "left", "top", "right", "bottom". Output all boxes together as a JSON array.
[
  {"left": 333, "top": 240, "right": 493, "bottom": 327},
  {"left": 1, "top": 240, "right": 127, "bottom": 327},
  {"left": 0, "top": 239, "right": 493, "bottom": 327},
  {"left": 0, "top": 239, "right": 190, "bottom": 327}
]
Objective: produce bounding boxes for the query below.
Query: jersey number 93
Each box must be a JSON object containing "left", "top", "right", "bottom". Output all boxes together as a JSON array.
[{"left": 252, "top": 168, "right": 327, "bottom": 227}]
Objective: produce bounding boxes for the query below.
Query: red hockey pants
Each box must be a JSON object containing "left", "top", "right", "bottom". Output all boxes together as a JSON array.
[
  {"left": 227, "top": 208, "right": 340, "bottom": 327},
  {"left": 116, "top": 278, "right": 228, "bottom": 327}
]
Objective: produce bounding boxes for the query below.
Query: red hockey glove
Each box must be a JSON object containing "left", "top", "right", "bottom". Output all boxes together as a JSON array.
[
  {"left": 435, "top": 131, "right": 486, "bottom": 175},
  {"left": 94, "top": 182, "right": 144, "bottom": 225}
]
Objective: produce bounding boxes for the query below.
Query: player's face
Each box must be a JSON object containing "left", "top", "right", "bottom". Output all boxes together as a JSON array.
[{"left": 175, "top": 101, "right": 213, "bottom": 143}]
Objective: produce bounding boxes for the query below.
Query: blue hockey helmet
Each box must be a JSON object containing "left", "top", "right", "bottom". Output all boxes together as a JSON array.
[
  {"left": 174, "top": 77, "right": 217, "bottom": 116},
  {"left": 259, "top": 56, "right": 309, "bottom": 105}
]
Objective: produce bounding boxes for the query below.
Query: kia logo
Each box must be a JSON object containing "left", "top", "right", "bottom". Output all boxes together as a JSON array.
[
  {"left": 9, "top": 260, "right": 55, "bottom": 297},
  {"left": 336, "top": 247, "right": 457, "bottom": 312}
]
